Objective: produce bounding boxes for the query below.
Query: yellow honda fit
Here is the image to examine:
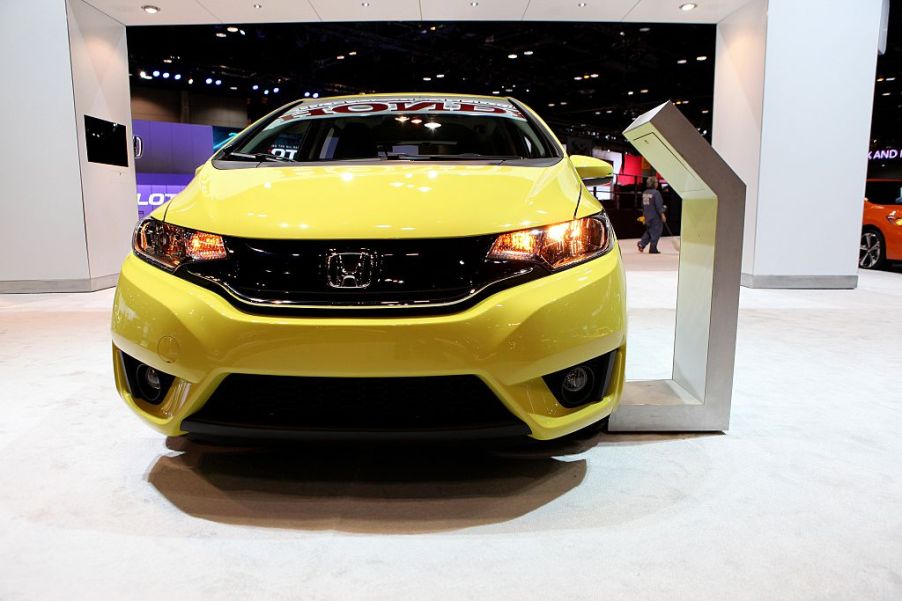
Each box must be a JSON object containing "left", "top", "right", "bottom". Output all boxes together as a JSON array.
[{"left": 112, "top": 94, "right": 626, "bottom": 442}]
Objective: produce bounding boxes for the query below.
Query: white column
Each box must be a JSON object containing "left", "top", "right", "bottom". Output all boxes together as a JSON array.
[
  {"left": 713, "top": 0, "right": 884, "bottom": 288},
  {"left": 0, "top": 0, "right": 136, "bottom": 292}
]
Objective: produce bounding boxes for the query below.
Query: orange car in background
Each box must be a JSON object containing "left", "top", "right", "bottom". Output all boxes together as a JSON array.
[{"left": 861, "top": 198, "right": 902, "bottom": 269}]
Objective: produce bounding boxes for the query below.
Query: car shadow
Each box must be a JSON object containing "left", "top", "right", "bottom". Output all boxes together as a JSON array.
[{"left": 148, "top": 435, "right": 597, "bottom": 534}]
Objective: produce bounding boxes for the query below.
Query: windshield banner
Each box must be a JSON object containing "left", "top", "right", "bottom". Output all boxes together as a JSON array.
[{"left": 265, "top": 97, "right": 527, "bottom": 130}]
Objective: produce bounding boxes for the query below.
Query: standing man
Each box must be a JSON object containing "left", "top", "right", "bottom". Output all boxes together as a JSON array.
[{"left": 638, "top": 176, "right": 666, "bottom": 254}]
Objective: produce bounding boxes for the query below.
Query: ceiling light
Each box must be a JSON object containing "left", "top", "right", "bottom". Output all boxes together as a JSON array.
[
  {"left": 701, "top": 109, "right": 709, "bottom": 114},
  {"left": 639, "top": 27, "right": 650, "bottom": 32},
  {"left": 152, "top": 70, "right": 160, "bottom": 77},
  {"left": 216, "top": 32, "right": 227, "bottom": 38},
  {"left": 606, "top": 109, "right": 612, "bottom": 113},
  {"left": 227, "top": 26, "right": 239, "bottom": 33},
  {"left": 411, "top": 118, "right": 423, "bottom": 124},
  {"left": 230, "top": 86, "right": 238, "bottom": 90},
  {"left": 141, "top": 5, "right": 160, "bottom": 14},
  {"left": 205, "top": 77, "right": 213, "bottom": 84},
  {"left": 312, "top": 92, "right": 319, "bottom": 98},
  {"left": 574, "top": 76, "right": 583, "bottom": 81},
  {"left": 696, "top": 55, "right": 707, "bottom": 61},
  {"left": 215, "top": 79, "right": 221, "bottom": 85},
  {"left": 523, "top": 50, "right": 534, "bottom": 56},
  {"left": 888, "top": 77, "right": 897, "bottom": 81},
  {"left": 492, "top": 90, "right": 500, "bottom": 94},
  {"left": 423, "top": 76, "right": 432, "bottom": 81},
  {"left": 640, "top": 88, "right": 648, "bottom": 93},
  {"left": 163, "top": 58, "right": 172, "bottom": 63},
  {"left": 436, "top": 73, "right": 445, "bottom": 78},
  {"left": 162, "top": 72, "right": 170, "bottom": 78},
  {"left": 680, "top": 2, "right": 697, "bottom": 10},
  {"left": 264, "top": 89, "right": 269, "bottom": 95},
  {"left": 424, "top": 122, "right": 441, "bottom": 130},
  {"left": 337, "top": 55, "right": 345, "bottom": 60},
  {"left": 273, "top": 87, "right": 279, "bottom": 93},
  {"left": 627, "top": 90, "right": 634, "bottom": 95},
  {"left": 253, "top": 3, "right": 262, "bottom": 8},
  {"left": 239, "top": 29, "right": 246, "bottom": 35},
  {"left": 508, "top": 53, "right": 518, "bottom": 59},
  {"left": 188, "top": 78, "right": 193, "bottom": 84},
  {"left": 395, "top": 116, "right": 410, "bottom": 122},
  {"left": 547, "top": 103, "right": 555, "bottom": 107},
  {"left": 883, "top": 92, "right": 891, "bottom": 96},
  {"left": 560, "top": 101, "right": 567, "bottom": 105},
  {"left": 304, "top": 91, "right": 310, "bottom": 97},
  {"left": 578, "top": 2, "right": 587, "bottom": 6},
  {"left": 139, "top": 70, "right": 148, "bottom": 78},
  {"left": 361, "top": 1, "right": 370, "bottom": 5},
  {"left": 469, "top": 1, "right": 478, "bottom": 6},
  {"left": 590, "top": 73, "right": 599, "bottom": 78},
  {"left": 349, "top": 51, "right": 357, "bottom": 56},
  {"left": 174, "top": 74, "right": 181, "bottom": 80},
  {"left": 252, "top": 84, "right": 259, "bottom": 90},
  {"left": 677, "top": 59, "right": 688, "bottom": 64}
]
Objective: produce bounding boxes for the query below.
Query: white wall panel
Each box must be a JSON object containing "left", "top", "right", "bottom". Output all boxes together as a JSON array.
[
  {"left": 625, "top": 0, "right": 753, "bottom": 23},
  {"left": 68, "top": 0, "right": 139, "bottom": 281},
  {"left": 0, "top": 0, "right": 89, "bottom": 283},
  {"left": 712, "top": 0, "right": 766, "bottom": 275},
  {"left": 749, "top": 0, "right": 882, "bottom": 285}
]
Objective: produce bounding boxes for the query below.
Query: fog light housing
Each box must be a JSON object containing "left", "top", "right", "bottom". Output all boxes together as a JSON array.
[
  {"left": 543, "top": 350, "right": 618, "bottom": 408},
  {"left": 118, "top": 350, "right": 176, "bottom": 406}
]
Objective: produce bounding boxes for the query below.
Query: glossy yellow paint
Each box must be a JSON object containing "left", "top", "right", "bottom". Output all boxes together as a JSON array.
[
  {"left": 571, "top": 154, "right": 615, "bottom": 181},
  {"left": 116, "top": 94, "right": 625, "bottom": 440},
  {"left": 112, "top": 249, "right": 626, "bottom": 439}
]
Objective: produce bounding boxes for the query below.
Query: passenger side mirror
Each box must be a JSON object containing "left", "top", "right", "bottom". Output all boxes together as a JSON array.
[{"left": 571, "top": 155, "right": 613, "bottom": 186}]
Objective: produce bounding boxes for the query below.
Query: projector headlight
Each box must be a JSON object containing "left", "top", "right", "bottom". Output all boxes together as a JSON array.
[
  {"left": 133, "top": 218, "right": 227, "bottom": 271},
  {"left": 487, "top": 213, "right": 614, "bottom": 270}
]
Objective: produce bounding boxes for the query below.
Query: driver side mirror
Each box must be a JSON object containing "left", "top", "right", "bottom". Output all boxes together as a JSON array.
[{"left": 571, "top": 155, "right": 613, "bottom": 186}]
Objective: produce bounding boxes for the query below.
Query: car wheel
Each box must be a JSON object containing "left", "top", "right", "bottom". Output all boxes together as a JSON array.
[{"left": 860, "top": 228, "right": 886, "bottom": 269}]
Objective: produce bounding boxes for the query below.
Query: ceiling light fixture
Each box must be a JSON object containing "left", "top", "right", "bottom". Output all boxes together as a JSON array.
[
  {"left": 680, "top": 2, "right": 697, "bottom": 10},
  {"left": 349, "top": 51, "right": 357, "bottom": 56},
  {"left": 590, "top": 73, "right": 599, "bottom": 78},
  {"left": 696, "top": 55, "right": 708, "bottom": 61},
  {"left": 640, "top": 88, "right": 648, "bottom": 93},
  {"left": 162, "top": 72, "right": 170, "bottom": 78},
  {"left": 677, "top": 59, "right": 688, "bottom": 64},
  {"left": 639, "top": 26, "right": 650, "bottom": 32},
  {"left": 312, "top": 92, "right": 319, "bottom": 98},
  {"left": 163, "top": 58, "right": 172, "bottom": 63},
  {"left": 215, "top": 79, "right": 222, "bottom": 85},
  {"left": 227, "top": 26, "right": 239, "bottom": 32},
  {"left": 174, "top": 74, "right": 182, "bottom": 80},
  {"left": 508, "top": 53, "right": 518, "bottom": 59},
  {"left": 304, "top": 91, "right": 311, "bottom": 97},
  {"left": 141, "top": 5, "right": 160, "bottom": 14},
  {"left": 205, "top": 77, "right": 213, "bottom": 84},
  {"left": 253, "top": 3, "right": 263, "bottom": 8},
  {"left": 578, "top": 2, "right": 587, "bottom": 6},
  {"left": 230, "top": 86, "right": 238, "bottom": 90},
  {"left": 469, "top": 1, "right": 478, "bottom": 6},
  {"left": 337, "top": 55, "right": 345, "bottom": 59},
  {"left": 492, "top": 90, "right": 500, "bottom": 94},
  {"left": 423, "top": 77, "right": 432, "bottom": 81},
  {"left": 523, "top": 50, "right": 534, "bottom": 56},
  {"left": 216, "top": 32, "right": 227, "bottom": 38},
  {"left": 887, "top": 77, "right": 897, "bottom": 81},
  {"left": 188, "top": 78, "right": 193, "bottom": 84},
  {"left": 361, "top": 1, "right": 370, "bottom": 5},
  {"left": 436, "top": 73, "right": 445, "bottom": 78},
  {"left": 273, "top": 87, "right": 279, "bottom": 93},
  {"left": 252, "top": 84, "right": 259, "bottom": 90}
]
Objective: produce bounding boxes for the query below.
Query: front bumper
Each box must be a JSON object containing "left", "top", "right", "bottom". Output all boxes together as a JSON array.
[{"left": 111, "top": 250, "right": 627, "bottom": 440}]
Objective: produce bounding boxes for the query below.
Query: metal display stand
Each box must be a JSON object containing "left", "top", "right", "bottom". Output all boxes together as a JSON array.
[{"left": 608, "top": 102, "right": 746, "bottom": 432}]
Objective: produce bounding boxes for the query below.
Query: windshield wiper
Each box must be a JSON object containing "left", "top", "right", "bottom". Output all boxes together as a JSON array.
[
  {"left": 221, "top": 151, "right": 298, "bottom": 163},
  {"left": 380, "top": 153, "right": 526, "bottom": 161}
]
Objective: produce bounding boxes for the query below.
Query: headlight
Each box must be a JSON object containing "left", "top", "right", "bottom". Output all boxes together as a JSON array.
[
  {"left": 487, "top": 213, "right": 614, "bottom": 270},
  {"left": 133, "top": 218, "right": 226, "bottom": 271}
]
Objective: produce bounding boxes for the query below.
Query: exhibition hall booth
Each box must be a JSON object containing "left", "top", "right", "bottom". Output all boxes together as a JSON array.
[{"left": 0, "top": 1, "right": 899, "bottom": 600}]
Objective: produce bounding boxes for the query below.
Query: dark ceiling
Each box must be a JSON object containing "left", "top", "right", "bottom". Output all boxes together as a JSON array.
[{"left": 126, "top": 21, "right": 717, "bottom": 147}]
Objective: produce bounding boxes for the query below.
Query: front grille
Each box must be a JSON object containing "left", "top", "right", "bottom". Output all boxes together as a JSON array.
[
  {"left": 183, "top": 374, "right": 524, "bottom": 434},
  {"left": 179, "top": 235, "right": 541, "bottom": 315}
]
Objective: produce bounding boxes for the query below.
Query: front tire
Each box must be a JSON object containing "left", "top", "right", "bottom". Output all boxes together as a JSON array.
[{"left": 860, "top": 228, "right": 886, "bottom": 270}]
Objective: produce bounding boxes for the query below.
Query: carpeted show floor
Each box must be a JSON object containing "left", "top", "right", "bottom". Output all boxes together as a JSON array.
[{"left": 1, "top": 239, "right": 900, "bottom": 600}]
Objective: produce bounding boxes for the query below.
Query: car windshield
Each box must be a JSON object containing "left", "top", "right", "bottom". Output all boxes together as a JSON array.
[{"left": 221, "top": 96, "right": 556, "bottom": 163}]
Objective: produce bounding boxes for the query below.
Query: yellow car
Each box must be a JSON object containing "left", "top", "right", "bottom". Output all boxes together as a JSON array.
[{"left": 112, "top": 94, "right": 626, "bottom": 442}]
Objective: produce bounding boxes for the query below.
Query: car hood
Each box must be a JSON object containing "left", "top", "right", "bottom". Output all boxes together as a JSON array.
[{"left": 162, "top": 158, "right": 596, "bottom": 239}]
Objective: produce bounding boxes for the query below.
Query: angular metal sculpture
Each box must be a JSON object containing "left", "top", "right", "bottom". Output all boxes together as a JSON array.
[{"left": 609, "top": 102, "right": 746, "bottom": 432}]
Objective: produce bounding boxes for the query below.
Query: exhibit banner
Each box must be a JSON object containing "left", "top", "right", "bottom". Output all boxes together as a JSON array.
[{"left": 133, "top": 120, "right": 240, "bottom": 219}]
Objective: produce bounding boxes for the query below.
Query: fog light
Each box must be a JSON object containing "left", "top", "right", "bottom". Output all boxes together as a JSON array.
[
  {"left": 542, "top": 350, "right": 618, "bottom": 408},
  {"left": 135, "top": 364, "right": 165, "bottom": 403},
  {"left": 563, "top": 366, "right": 591, "bottom": 393}
]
